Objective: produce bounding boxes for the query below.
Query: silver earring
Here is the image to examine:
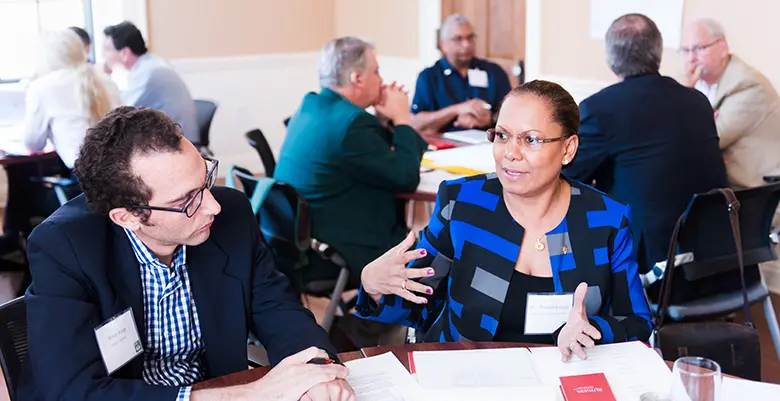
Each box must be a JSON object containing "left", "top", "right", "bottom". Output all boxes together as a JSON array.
[{"left": 563, "top": 159, "right": 569, "bottom": 165}]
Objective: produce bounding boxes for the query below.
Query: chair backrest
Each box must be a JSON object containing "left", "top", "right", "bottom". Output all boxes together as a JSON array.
[
  {"left": 226, "top": 166, "right": 310, "bottom": 290},
  {"left": 194, "top": 100, "right": 218, "bottom": 147},
  {"left": 0, "top": 297, "right": 27, "bottom": 401},
  {"left": 677, "top": 182, "right": 780, "bottom": 277},
  {"left": 653, "top": 183, "right": 780, "bottom": 303},
  {"left": 245, "top": 129, "right": 276, "bottom": 178}
]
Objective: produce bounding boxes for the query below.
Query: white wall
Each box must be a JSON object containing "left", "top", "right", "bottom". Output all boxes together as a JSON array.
[{"left": 171, "top": 53, "right": 428, "bottom": 177}]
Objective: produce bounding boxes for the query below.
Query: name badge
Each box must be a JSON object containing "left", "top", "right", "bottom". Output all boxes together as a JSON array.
[
  {"left": 467, "top": 69, "right": 489, "bottom": 88},
  {"left": 94, "top": 308, "right": 143, "bottom": 375},
  {"left": 524, "top": 293, "right": 574, "bottom": 335}
]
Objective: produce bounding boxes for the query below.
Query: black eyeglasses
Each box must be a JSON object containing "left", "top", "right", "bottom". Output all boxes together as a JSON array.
[{"left": 130, "top": 156, "right": 219, "bottom": 218}]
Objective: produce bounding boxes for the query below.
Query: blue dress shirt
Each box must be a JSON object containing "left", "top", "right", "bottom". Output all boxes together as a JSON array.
[{"left": 411, "top": 57, "right": 511, "bottom": 132}]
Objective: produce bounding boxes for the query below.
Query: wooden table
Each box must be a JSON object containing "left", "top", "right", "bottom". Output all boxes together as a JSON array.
[
  {"left": 0, "top": 126, "right": 58, "bottom": 166},
  {"left": 194, "top": 341, "right": 688, "bottom": 391}
]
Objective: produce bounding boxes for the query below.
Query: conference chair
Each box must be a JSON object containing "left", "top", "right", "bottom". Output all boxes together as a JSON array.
[
  {"left": 225, "top": 166, "right": 350, "bottom": 333},
  {"left": 194, "top": 100, "right": 218, "bottom": 157},
  {"left": 244, "top": 129, "right": 276, "bottom": 178},
  {"left": 651, "top": 183, "right": 780, "bottom": 368},
  {"left": 0, "top": 297, "right": 27, "bottom": 401}
]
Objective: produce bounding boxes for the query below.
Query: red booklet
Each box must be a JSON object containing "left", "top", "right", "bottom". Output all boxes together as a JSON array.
[
  {"left": 427, "top": 139, "right": 457, "bottom": 150},
  {"left": 559, "top": 373, "right": 616, "bottom": 401}
]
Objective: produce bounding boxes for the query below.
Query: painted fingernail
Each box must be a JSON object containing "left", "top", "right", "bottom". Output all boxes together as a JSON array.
[
  {"left": 427, "top": 268, "right": 435, "bottom": 275},
  {"left": 420, "top": 249, "right": 427, "bottom": 256},
  {"left": 426, "top": 288, "right": 432, "bottom": 294}
]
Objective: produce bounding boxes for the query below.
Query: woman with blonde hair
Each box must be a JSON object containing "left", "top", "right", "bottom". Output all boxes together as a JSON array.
[
  {"left": 23, "top": 28, "right": 120, "bottom": 166},
  {"left": 1, "top": 29, "right": 120, "bottom": 255}
]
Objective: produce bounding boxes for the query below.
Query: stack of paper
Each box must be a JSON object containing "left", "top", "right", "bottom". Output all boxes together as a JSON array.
[
  {"left": 529, "top": 342, "right": 672, "bottom": 400},
  {"left": 722, "top": 377, "right": 780, "bottom": 400},
  {"left": 442, "top": 129, "right": 491, "bottom": 145},
  {"left": 344, "top": 352, "right": 422, "bottom": 401},
  {"left": 422, "top": 144, "right": 495, "bottom": 175},
  {"left": 411, "top": 348, "right": 559, "bottom": 400}
]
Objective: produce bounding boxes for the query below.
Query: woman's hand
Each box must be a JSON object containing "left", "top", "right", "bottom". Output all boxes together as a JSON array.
[
  {"left": 558, "top": 283, "right": 602, "bottom": 362},
  {"left": 361, "top": 231, "right": 436, "bottom": 304}
]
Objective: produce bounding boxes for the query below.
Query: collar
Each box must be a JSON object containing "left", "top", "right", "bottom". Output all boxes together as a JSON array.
[
  {"left": 438, "top": 56, "right": 480, "bottom": 76},
  {"left": 123, "top": 228, "right": 186, "bottom": 269},
  {"left": 320, "top": 87, "right": 347, "bottom": 101}
]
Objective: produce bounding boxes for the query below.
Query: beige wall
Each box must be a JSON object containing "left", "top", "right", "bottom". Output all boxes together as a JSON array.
[
  {"left": 146, "top": 0, "right": 336, "bottom": 59},
  {"left": 146, "top": 0, "right": 421, "bottom": 60},
  {"left": 334, "top": 0, "right": 420, "bottom": 59},
  {"left": 540, "top": 0, "right": 780, "bottom": 87}
]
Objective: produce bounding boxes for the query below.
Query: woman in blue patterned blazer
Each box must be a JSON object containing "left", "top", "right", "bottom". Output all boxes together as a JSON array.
[{"left": 356, "top": 80, "right": 652, "bottom": 360}]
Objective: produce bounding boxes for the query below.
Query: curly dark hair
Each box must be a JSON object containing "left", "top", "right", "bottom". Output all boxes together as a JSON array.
[{"left": 74, "top": 106, "right": 182, "bottom": 222}]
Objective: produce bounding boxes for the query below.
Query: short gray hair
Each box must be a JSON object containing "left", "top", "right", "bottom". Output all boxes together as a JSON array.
[
  {"left": 440, "top": 14, "right": 471, "bottom": 40},
  {"left": 695, "top": 18, "right": 726, "bottom": 40},
  {"left": 318, "top": 37, "right": 375, "bottom": 89},
  {"left": 605, "top": 13, "right": 663, "bottom": 79}
]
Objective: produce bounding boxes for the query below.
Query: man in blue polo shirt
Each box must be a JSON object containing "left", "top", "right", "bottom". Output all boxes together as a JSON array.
[{"left": 411, "top": 14, "right": 512, "bottom": 133}]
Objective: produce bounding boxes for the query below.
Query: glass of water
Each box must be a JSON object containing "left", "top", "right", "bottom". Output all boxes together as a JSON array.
[{"left": 670, "top": 357, "right": 722, "bottom": 401}]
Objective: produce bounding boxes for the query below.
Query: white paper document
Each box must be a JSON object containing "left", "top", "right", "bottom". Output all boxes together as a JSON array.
[
  {"left": 344, "top": 352, "right": 422, "bottom": 401},
  {"left": 413, "top": 348, "right": 542, "bottom": 388},
  {"left": 422, "top": 144, "right": 494, "bottom": 174},
  {"left": 412, "top": 348, "right": 559, "bottom": 401},
  {"left": 530, "top": 342, "right": 672, "bottom": 401},
  {"left": 442, "top": 129, "right": 491, "bottom": 145},
  {"left": 723, "top": 377, "right": 780, "bottom": 400}
]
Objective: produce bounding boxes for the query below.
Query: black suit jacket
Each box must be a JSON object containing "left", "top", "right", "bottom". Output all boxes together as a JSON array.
[
  {"left": 19, "top": 187, "right": 335, "bottom": 400},
  {"left": 564, "top": 73, "right": 729, "bottom": 273}
]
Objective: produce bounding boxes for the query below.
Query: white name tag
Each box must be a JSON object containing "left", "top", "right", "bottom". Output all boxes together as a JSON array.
[
  {"left": 467, "top": 69, "right": 489, "bottom": 88},
  {"left": 94, "top": 308, "right": 143, "bottom": 375},
  {"left": 524, "top": 293, "right": 574, "bottom": 335}
]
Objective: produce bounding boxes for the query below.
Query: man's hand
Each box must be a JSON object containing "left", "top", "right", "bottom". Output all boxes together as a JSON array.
[
  {"left": 455, "top": 99, "right": 492, "bottom": 128},
  {"left": 375, "top": 81, "right": 413, "bottom": 127},
  {"left": 248, "top": 347, "right": 349, "bottom": 401},
  {"left": 685, "top": 64, "right": 703, "bottom": 87},
  {"left": 300, "top": 379, "right": 355, "bottom": 401}
]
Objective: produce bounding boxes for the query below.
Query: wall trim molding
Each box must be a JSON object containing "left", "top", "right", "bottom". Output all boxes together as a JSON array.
[{"left": 525, "top": 0, "right": 543, "bottom": 81}]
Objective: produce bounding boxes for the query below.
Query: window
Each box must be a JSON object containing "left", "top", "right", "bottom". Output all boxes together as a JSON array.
[{"left": 0, "top": 0, "right": 125, "bottom": 82}]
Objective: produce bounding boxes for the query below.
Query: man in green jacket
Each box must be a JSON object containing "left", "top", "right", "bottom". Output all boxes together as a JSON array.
[{"left": 275, "top": 37, "right": 428, "bottom": 288}]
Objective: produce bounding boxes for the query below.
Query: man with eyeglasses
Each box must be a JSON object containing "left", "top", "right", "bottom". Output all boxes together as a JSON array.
[
  {"left": 410, "top": 13, "right": 511, "bottom": 133},
  {"left": 19, "top": 106, "right": 355, "bottom": 401},
  {"left": 680, "top": 18, "right": 780, "bottom": 190}
]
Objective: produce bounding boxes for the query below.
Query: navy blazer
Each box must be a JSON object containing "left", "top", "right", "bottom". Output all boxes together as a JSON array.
[
  {"left": 356, "top": 174, "right": 652, "bottom": 344},
  {"left": 564, "top": 73, "right": 729, "bottom": 273},
  {"left": 19, "top": 187, "right": 335, "bottom": 401}
]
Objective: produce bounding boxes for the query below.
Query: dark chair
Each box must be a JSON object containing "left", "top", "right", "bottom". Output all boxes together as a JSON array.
[
  {"left": 651, "top": 182, "right": 780, "bottom": 363},
  {"left": 245, "top": 129, "right": 276, "bottom": 178},
  {"left": 226, "top": 166, "right": 350, "bottom": 332},
  {"left": 0, "top": 297, "right": 27, "bottom": 401},
  {"left": 194, "top": 100, "right": 218, "bottom": 157}
]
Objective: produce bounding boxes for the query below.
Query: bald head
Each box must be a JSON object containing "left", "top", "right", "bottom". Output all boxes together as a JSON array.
[{"left": 680, "top": 18, "right": 730, "bottom": 84}]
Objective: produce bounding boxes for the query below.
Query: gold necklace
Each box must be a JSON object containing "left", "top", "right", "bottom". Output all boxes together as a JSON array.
[{"left": 531, "top": 181, "right": 563, "bottom": 252}]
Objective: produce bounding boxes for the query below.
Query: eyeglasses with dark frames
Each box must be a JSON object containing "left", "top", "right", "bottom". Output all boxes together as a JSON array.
[{"left": 130, "top": 156, "right": 219, "bottom": 218}]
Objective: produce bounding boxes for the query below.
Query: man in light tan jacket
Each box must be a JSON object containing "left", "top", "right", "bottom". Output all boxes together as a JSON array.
[
  {"left": 681, "top": 18, "right": 780, "bottom": 189},
  {"left": 681, "top": 18, "right": 780, "bottom": 293}
]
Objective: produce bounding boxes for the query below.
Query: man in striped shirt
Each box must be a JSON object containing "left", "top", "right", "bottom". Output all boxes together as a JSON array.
[{"left": 20, "top": 107, "right": 355, "bottom": 400}]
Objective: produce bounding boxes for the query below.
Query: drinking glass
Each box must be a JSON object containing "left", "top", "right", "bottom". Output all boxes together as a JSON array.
[{"left": 670, "top": 357, "right": 722, "bottom": 401}]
